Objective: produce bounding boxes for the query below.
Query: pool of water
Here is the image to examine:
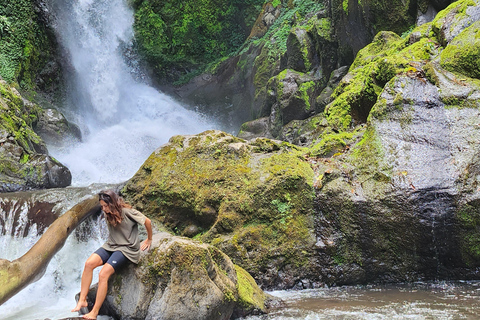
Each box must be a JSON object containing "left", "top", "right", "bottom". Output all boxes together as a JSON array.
[{"left": 241, "top": 282, "right": 480, "bottom": 320}]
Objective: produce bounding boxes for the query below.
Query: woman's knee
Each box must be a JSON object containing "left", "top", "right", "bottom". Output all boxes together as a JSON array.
[
  {"left": 98, "top": 264, "right": 115, "bottom": 282},
  {"left": 85, "top": 255, "right": 103, "bottom": 270}
]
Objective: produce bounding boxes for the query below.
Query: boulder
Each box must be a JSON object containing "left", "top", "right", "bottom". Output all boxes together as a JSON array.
[
  {"left": 35, "top": 108, "right": 82, "bottom": 148},
  {"left": 312, "top": 69, "right": 480, "bottom": 284},
  {"left": 82, "top": 232, "right": 270, "bottom": 320},
  {"left": 440, "top": 20, "right": 480, "bottom": 80},
  {"left": 264, "top": 69, "right": 322, "bottom": 138},
  {"left": 122, "top": 130, "right": 316, "bottom": 289},
  {"left": 432, "top": 0, "right": 480, "bottom": 46}
]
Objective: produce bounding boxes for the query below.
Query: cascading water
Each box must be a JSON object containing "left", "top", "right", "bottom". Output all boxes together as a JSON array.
[
  {"left": 0, "top": 0, "right": 218, "bottom": 316},
  {"left": 47, "top": 0, "right": 217, "bottom": 187},
  {"left": 0, "top": 190, "right": 111, "bottom": 320}
]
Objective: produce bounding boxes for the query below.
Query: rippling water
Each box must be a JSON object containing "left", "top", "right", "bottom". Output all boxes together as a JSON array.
[{"left": 241, "top": 282, "right": 480, "bottom": 320}]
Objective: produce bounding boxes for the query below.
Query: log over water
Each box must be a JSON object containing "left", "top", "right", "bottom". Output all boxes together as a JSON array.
[{"left": 0, "top": 197, "right": 100, "bottom": 305}]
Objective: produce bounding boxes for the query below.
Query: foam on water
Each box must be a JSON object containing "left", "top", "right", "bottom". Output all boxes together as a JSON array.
[{"left": 47, "top": 0, "right": 216, "bottom": 187}]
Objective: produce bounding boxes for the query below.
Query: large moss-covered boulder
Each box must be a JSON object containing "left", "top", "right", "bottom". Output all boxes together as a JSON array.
[
  {"left": 311, "top": 66, "right": 480, "bottom": 283},
  {"left": 0, "top": 81, "right": 71, "bottom": 192},
  {"left": 84, "top": 233, "right": 270, "bottom": 320},
  {"left": 123, "top": 130, "right": 316, "bottom": 289}
]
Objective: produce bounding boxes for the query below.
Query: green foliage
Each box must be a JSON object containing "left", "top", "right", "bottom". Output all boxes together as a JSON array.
[
  {"left": 0, "top": 15, "right": 11, "bottom": 38},
  {"left": 0, "top": 0, "right": 53, "bottom": 88},
  {"left": 133, "top": 0, "right": 264, "bottom": 81},
  {"left": 250, "top": 0, "right": 324, "bottom": 95},
  {"left": 272, "top": 0, "right": 282, "bottom": 7}
]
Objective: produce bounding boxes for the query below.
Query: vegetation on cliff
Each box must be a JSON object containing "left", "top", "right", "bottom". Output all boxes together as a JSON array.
[
  {"left": 132, "top": 0, "right": 264, "bottom": 83},
  {"left": 0, "top": 0, "right": 57, "bottom": 90}
]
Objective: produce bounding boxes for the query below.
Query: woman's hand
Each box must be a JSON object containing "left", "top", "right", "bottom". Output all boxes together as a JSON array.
[{"left": 141, "top": 239, "right": 152, "bottom": 251}]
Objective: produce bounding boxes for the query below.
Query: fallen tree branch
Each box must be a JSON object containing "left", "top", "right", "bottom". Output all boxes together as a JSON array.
[{"left": 0, "top": 196, "right": 100, "bottom": 305}]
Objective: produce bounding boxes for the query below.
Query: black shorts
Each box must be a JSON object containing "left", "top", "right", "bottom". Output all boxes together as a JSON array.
[{"left": 94, "top": 247, "right": 129, "bottom": 271}]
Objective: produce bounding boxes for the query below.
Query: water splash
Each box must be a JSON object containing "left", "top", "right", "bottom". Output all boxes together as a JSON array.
[
  {"left": 0, "top": 214, "right": 110, "bottom": 320},
  {"left": 47, "top": 0, "right": 217, "bottom": 186}
]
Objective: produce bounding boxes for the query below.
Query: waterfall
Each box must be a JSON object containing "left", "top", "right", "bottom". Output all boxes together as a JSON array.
[{"left": 47, "top": 0, "right": 216, "bottom": 186}]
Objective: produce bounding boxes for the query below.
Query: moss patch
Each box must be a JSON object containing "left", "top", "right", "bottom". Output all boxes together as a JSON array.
[
  {"left": 440, "top": 21, "right": 480, "bottom": 80},
  {"left": 234, "top": 265, "right": 266, "bottom": 312}
]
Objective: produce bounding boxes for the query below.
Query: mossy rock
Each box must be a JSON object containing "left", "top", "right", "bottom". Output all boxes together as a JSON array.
[
  {"left": 431, "top": 0, "right": 480, "bottom": 46},
  {"left": 88, "top": 233, "right": 270, "bottom": 319},
  {"left": 324, "top": 20, "right": 443, "bottom": 131},
  {"left": 123, "top": 130, "right": 316, "bottom": 288},
  {"left": 440, "top": 21, "right": 480, "bottom": 80},
  {"left": 0, "top": 80, "right": 71, "bottom": 191}
]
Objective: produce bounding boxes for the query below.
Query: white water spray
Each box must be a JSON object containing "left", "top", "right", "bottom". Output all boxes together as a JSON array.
[
  {"left": 0, "top": 196, "right": 110, "bottom": 320},
  {"left": 48, "top": 0, "right": 215, "bottom": 186}
]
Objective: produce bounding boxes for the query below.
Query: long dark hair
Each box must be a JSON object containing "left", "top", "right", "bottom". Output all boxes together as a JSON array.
[{"left": 98, "top": 190, "right": 131, "bottom": 226}]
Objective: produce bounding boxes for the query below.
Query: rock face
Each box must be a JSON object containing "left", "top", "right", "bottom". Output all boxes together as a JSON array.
[
  {"left": 84, "top": 232, "right": 269, "bottom": 320},
  {"left": 307, "top": 0, "right": 480, "bottom": 284},
  {"left": 123, "top": 130, "right": 316, "bottom": 289},
  {"left": 161, "top": 0, "right": 455, "bottom": 136},
  {"left": 0, "top": 81, "right": 71, "bottom": 192}
]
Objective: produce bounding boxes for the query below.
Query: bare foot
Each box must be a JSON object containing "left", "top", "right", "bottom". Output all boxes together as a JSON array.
[
  {"left": 82, "top": 311, "right": 98, "bottom": 320},
  {"left": 71, "top": 300, "right": 88, "bottom": 312}
]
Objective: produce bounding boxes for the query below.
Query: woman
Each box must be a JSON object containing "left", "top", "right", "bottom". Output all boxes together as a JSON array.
[{"left": 72, "top": 190, "right": 153, "bottom": 320}]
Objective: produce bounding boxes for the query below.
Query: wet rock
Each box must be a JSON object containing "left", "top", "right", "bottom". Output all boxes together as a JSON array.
[
  {"left": 248, "top": 3, "right": 282, "bottom": 39},
  {"left": 432, "top": 0, "right": 480, "bottom": 46},
  {"left": 316, "top": 66, "right": 349, "bottom": 112},
  {"left": 265, "top": 69, "right": 322, "bottom": 138},
  {"left": 35, "top": 108, "right": 82, "bottom": 148},
  {"left": 237, "top": 117, "right": 270, "bottom": 140},
  {"left": 286, "top": 28, "right": 316, "bottom": 73}
]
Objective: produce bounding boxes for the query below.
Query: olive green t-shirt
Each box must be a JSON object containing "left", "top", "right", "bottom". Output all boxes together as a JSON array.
[{"left": 101, "top": 207, "right": 147, "bottom": 264}]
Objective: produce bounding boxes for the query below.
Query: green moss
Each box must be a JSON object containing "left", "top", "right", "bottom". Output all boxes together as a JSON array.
[
  {"left": 298, "top": 81, "right": 315, "bottom": 111},
  {"left": 0, "top": 81, "right": 42, "bottom": 154},
  {"left": 342, "top": 0, "right": 348, "bottom": 14},
  {"left": 123, "top": 131, "right": 316, "bottom": 281},
  {"left": 235, "top": 265, "right": 266, "bottom": 311},
  {"left": 440, "top": 21, "right": 480, "bottom": 80},
  {"left": 348, "top": 125, "right": 389, "bottom": 182},
  {"left": 423, "top": 62, "right": 439, "bottom": 85},
  {"left": 308, "top": 131, "right": 353, "bottom": 157},
  {"left": 0, "top": 0, "right": 55, "bottom": 89},
  {"left": 457, "top": 203, "right": 480, "bottom": 266}
]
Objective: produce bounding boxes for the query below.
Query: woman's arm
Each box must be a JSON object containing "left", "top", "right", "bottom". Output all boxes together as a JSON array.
[{"left": 140, "top": 218, "right": 153, "bottom": 251}]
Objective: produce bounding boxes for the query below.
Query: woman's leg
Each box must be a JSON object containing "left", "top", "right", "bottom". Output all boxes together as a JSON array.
[
  {"left": 82, "top": 263, "right": 115, "bottom": 320},
  {"left": 72, "top": 253, "right": 104, "bottom": 312}
]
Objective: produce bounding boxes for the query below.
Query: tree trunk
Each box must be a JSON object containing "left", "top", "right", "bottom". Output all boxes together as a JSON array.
[{"left": 0, "top": 196, "right": 100, "bottom": 305}]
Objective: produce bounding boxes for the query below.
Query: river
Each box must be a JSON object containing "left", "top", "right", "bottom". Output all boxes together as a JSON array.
[{"left": 241, "top": 282, "right": 480, "bottom": 319}]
